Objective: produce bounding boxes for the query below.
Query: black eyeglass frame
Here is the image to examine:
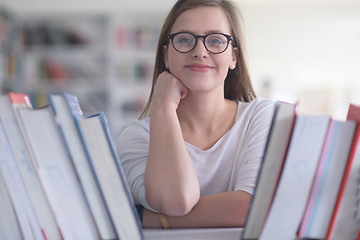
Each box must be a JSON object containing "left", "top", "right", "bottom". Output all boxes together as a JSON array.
[{"left": 167, "top": 32, "right": 237, "bottom": 54}]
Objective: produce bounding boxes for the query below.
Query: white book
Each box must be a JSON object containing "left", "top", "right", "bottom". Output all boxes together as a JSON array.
[
  {"left": 17, "top": 106, "right": 99, "bottom": 240},
  {"left": 298, "top": 119, "right": 357, "bottom": 239},
  {"left": 326, "top": 104, "right": 360, "bottom": 239},
  {"left": 0, "top": 134, "right": 24, "bottom": 240},
  {"left": 328, "top": 138, "right": 360, "bottom": 239},
  {"left": 48, "top": 92, "right": 116, "bottom": 239},
  {"left": 76, "top": 113, "right": 143, "bottom": 240},
  {"left": 0, "top": 122, "right": 43, "bottom": 240},
  {"left": 259, "top": 114, "right": 330, "bottom": 240},
  {"left": 0, "top": 95, "right": 62, "bottom": 239},
  {"left": 242, "top": 101, "right": 296, "bottom": 240}
]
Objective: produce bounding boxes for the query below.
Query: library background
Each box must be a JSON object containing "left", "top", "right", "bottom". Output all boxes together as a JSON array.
[
  {"left": 1, "top": 0, "right": 360, "bottom": 240},
  {"left": 1, "top": 0, "right": 360, "bottom": 138}
]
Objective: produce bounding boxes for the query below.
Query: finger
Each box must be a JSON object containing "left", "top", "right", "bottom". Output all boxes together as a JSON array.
[{"left": 180, "top": 85, "right": 189, "bottom": 99}]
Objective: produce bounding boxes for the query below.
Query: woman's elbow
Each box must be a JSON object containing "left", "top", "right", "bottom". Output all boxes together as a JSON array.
[
  {"left": 228, "top": 192, "right": 252, "bottom": 227},
  {"left": 234, "top": 211, "right": 248, "bottom": 227},
  {"left": 146, "top": 188, "right": 199, "bottom": 216}
]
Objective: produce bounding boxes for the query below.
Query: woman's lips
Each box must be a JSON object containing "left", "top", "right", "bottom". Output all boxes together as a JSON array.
[{"left": 186, "top": 63, "right": 213, "bottom": 72}]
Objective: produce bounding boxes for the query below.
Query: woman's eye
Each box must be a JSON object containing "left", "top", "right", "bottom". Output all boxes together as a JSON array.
[
  {"left": 207, "top": 38, "right": 225, "bottom": 45},
  {"left": 177, "top": 37, "right": 193, "bottom": 44}
]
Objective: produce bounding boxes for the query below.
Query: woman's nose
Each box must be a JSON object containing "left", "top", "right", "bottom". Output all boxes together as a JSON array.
[{"left": 191, "top": 38, "right": 209, "bottom": 58}]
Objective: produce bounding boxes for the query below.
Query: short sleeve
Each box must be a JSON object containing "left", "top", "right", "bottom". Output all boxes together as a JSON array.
[
  {"left": 233, "top": 99, "right": 275, "bottom": 194},
  {"left": 117, "top": 119, "right": 155, "bottom": 211}
]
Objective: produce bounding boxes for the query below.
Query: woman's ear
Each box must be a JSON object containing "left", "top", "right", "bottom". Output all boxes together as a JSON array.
[
  {"left": 230, "top": 47, "right": 238, "bottom": 70},
  {"left": 163, "top": 45, "right": 169, "bottom": 69}
]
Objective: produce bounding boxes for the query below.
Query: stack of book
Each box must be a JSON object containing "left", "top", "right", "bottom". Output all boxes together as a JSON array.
[
  {"left": 1, "top": 91, "right": 360, "bottom": 240},
  {"left": 242, "top": 101, "right": 360, "bottom": 240},
  {"left": 0, "top": 92, "right": 143, "bottom": 240}
]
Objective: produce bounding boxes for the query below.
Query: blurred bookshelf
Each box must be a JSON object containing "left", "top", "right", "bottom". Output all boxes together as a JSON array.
[
  {"left": 3, "top": 3, "right": 359, "bottom": 137},
  {"left": 0, "top": 8, "right": 20, "bottom": 94},
  {"left": 0, "top": 6, "right": 165, "bottom": 138},
  {"left": 18, "top": 14, "right": 109, "bottom": 116},
  {"left": 107, "top": 14, "right": 163, "bottom": 137}
]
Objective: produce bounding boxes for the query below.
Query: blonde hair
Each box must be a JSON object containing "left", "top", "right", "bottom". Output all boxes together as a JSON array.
[{"left": 139, "top": 0, "right": 255, "bottom": 119}]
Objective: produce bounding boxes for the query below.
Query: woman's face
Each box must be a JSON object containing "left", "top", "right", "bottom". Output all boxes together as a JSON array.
[{"left": 164, "top": 6, "right": 237, "bottom": 94}]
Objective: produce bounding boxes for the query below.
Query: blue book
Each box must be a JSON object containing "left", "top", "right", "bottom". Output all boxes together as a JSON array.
[
  {"left": 75, "top": 112, "right": 144, "bottom": 240},
  {"left": 48, "top": 92, "right": 116, "bottom": 239}
]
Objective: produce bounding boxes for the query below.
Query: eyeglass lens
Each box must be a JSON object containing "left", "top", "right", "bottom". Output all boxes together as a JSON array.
[{"left": 172, "top": 33, "right": 229, "bottom": 54}]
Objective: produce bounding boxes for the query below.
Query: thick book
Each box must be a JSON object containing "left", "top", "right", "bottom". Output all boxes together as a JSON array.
[
  {"left": 76, "top": 113, "right": 144, "bottom": 240},
  {"left": 298, "top": 118, "right": 356, "bottom": 239},
  {"left": 242, "top": 101, "right": 296, "bottom": 240},
  {"left": 0, "top": 95, "right": 62, "bottom": 240},
  {"left": 325, "top": 104, "right": 360, "bottom": 240},
  {"left": 259, "top": 114, "right": 330, "bottom": 240},
  {"left": 0, "top": 121, "right": 44, "bottom": 240},
  {"left": 17, "top": 106, "right": 100, "bottom": 240},
  {"left": 48, "top": 92, "right": 116, "bottom": 239}
]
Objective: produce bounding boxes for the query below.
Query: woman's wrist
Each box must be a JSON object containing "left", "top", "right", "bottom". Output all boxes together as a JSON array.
[
  {"left": 143, "top": 208, "right": 166, "bottom": 228},
  {"left": 150, "top": 102, "right": 179, "bottom": 117}
]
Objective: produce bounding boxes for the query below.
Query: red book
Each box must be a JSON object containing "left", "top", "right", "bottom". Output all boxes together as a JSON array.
[
  {"left": 8, "top": 92, "right": 33, "bottom": 109},
  {"left": 325, "top": 104, "right": 360, "bottom": 240}
]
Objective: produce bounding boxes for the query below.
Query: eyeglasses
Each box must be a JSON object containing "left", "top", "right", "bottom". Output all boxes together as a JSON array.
[{"left": 168, "top": 32, "right": 235, "bottom": 54}]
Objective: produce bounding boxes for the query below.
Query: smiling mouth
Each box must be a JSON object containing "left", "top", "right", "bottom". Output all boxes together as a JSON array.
[{"left": 186, "top": 64, "right": 213, "bottom": 72}]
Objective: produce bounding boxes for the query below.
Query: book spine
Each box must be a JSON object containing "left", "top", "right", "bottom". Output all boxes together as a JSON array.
[
  {"left": 325, "top": 124, "right": 360, "bottom": 239},
  {"left": 98, "top": 113, "right": 143, "bottom": 233},
  {"left": 73, "top": 114, "right": 120, "bottom": 240}
]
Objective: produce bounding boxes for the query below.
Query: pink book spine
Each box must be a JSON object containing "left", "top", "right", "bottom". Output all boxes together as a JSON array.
[{"left": 298, "top": 120, "right": 335, "bottom": 236}]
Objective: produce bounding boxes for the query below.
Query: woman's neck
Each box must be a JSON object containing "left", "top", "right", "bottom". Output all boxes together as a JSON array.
[
  {"left": 176, "top": 92, "right": 237, "bottom": 150},
  {"left": 177, "top": 92, "right": 237, "bottom": 133}
]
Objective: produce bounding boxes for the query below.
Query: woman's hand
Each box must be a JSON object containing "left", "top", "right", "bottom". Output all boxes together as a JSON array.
[{"left": 151, "top": 71, "right": 189, "bottom": 112}]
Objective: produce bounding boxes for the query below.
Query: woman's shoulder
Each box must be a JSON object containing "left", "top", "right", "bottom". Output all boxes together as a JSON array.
[
  {"left": 242, "top": 97, "right": 275, "bottom": 108},
  {"left": 123, "top": 117, "right": 150, "bottom": 132},
  {"left": 118, "top": 117, "right": 150, "bottom": 142},
  {"left": 237, "top": 97, "right": 275, "bottom": 117}
]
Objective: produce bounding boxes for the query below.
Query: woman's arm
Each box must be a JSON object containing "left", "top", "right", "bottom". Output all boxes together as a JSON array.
[
  {"left": 144, "top": 72, "right": 200, "bottom": 216},
  {"left": 142, "top": 190, "right": 252, "bottom": 228}
]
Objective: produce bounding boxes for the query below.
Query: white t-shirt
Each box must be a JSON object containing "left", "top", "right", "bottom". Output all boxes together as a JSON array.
[{"left": 117, "top": 98, "right": 275, "bottom": 210}]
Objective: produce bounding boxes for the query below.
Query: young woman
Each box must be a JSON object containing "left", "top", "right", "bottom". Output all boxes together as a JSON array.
[{"left": 118, "top": 0, "right": 275, "bottom": 228}]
